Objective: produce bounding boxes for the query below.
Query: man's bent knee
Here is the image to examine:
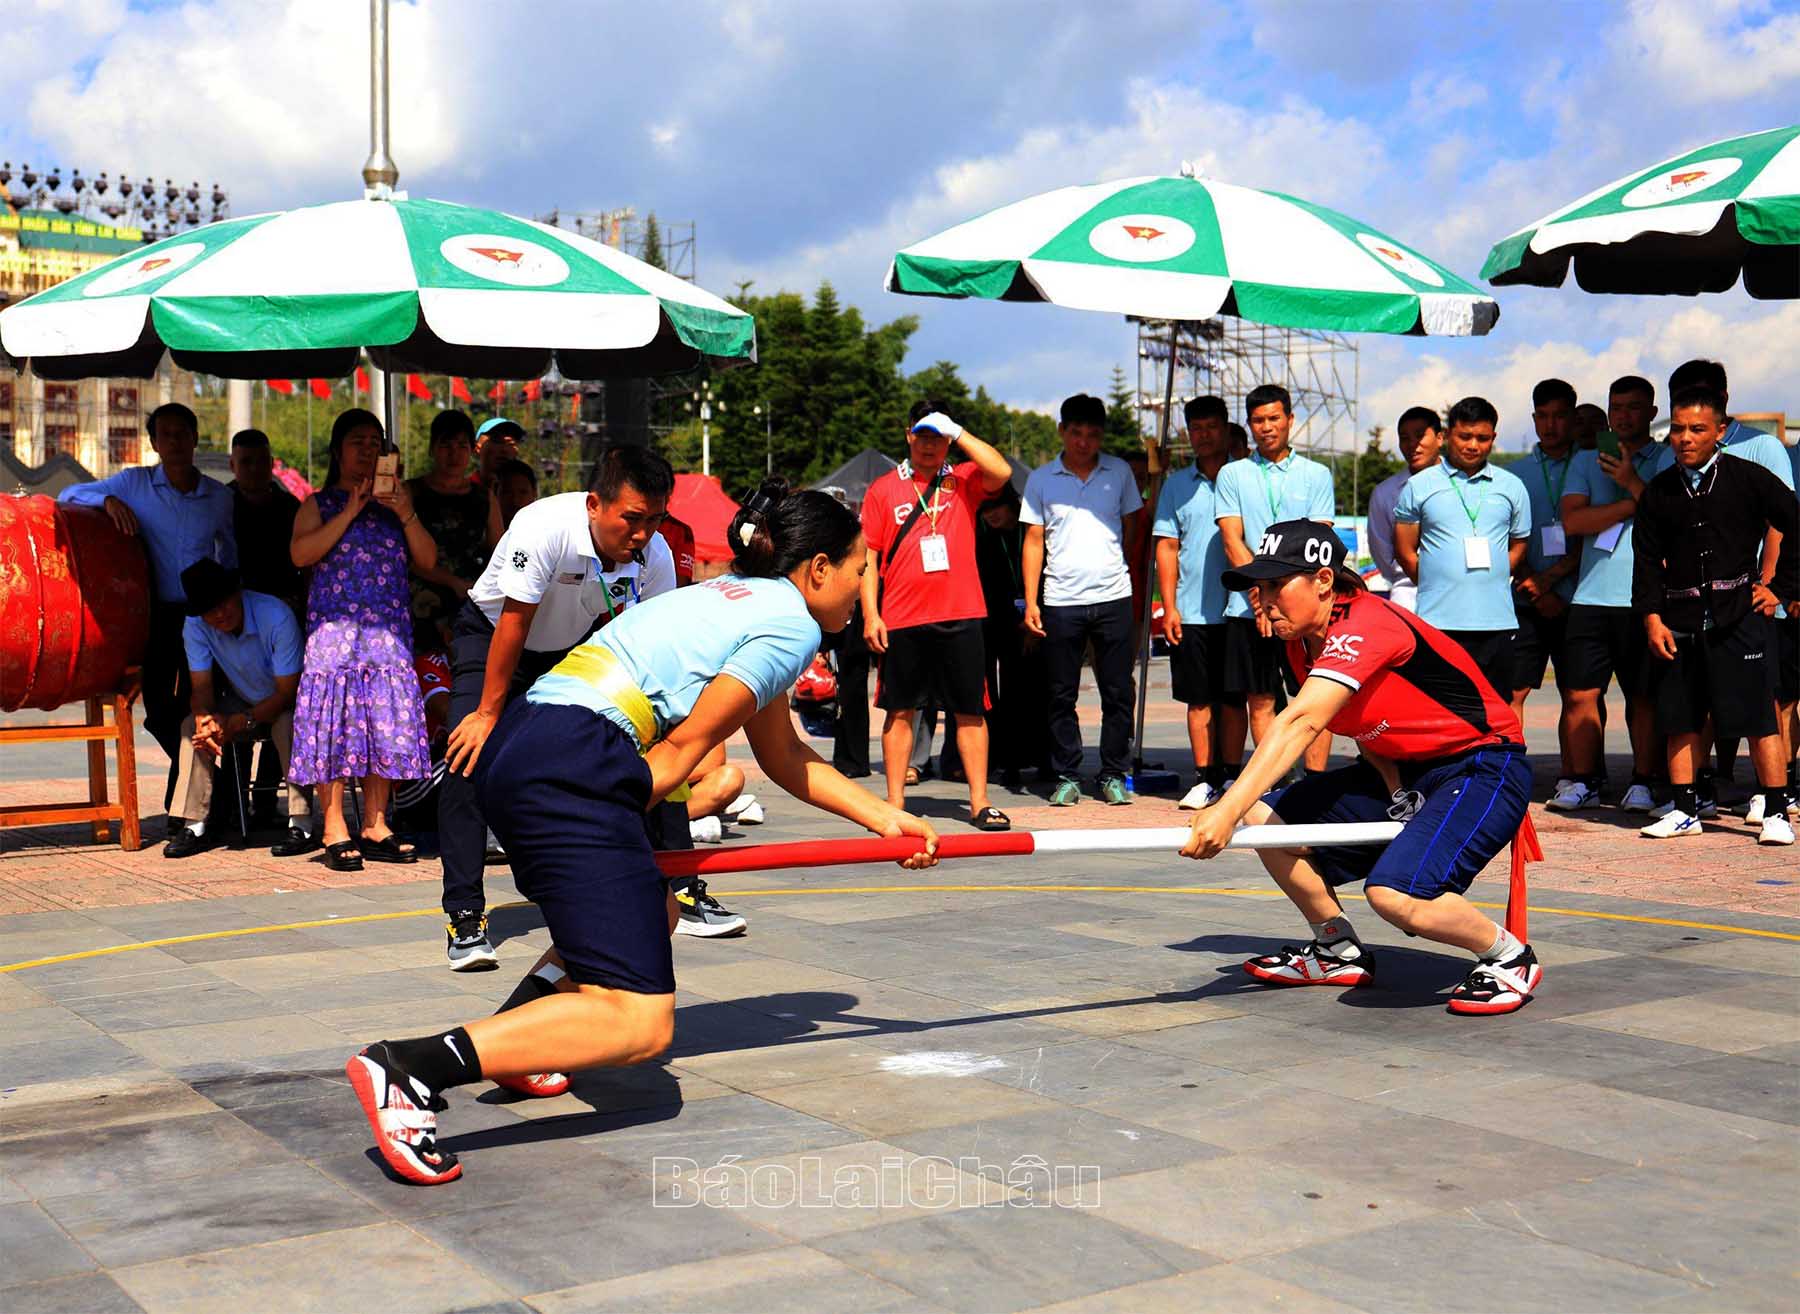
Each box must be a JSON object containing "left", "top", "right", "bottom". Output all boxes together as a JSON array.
[{"left": 1365, "top": 885, "right": 1427, "bottom": 933}]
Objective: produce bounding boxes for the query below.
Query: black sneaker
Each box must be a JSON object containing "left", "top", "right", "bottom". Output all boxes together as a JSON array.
[
  {"left": 1447, "top": 945, "right": 1542, "bottom": 1016},
  {"left": 445, "top": 912, "right": 499, "bottom": 971},
  {"left": 162, "top": 826, "right": 220, "bottom": 860},
  {"left": 1243, "top": 940, "right": 1376, "bottom": 987},
  {"left": 672, "top": 878, "right": 747, "bottom": 937},
  {"left": 344, "top": 1042, "right": 461, "bottom": 1185}
]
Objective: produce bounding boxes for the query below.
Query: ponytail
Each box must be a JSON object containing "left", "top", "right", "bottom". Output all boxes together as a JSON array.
[{"left": 729, "top": 478, "right": 861, "bottom": 578}]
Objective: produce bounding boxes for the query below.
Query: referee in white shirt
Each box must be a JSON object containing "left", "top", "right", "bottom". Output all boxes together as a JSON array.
[
  {"left": 1021, "top": 394, "right": 1144, "bottom": 807},
  {"left": 438, "top": 447, "right": 676, "bottom": 969}
]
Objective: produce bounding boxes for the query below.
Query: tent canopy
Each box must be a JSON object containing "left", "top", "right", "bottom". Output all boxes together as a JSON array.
[
  {"left": 670, "top": 473, "right": 741, "bottom": 563},
  {"left": 810, "top": 447, "right": 897, "bottom": 507}
]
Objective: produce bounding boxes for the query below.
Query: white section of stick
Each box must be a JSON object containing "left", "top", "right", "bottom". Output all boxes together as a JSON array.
[{"left": 1029, "top": 822, "right": 1402, "bottom": 854}]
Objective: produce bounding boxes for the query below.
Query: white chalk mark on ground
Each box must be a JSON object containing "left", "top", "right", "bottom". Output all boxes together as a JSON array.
[{"left": 879, "top": 1051, "right": 1008, "bottom": 1077}]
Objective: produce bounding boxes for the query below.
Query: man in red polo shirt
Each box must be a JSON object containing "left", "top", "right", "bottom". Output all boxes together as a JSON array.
[
  {"left": 1182, "top": 520, "right": 1541, "bottom": 1015},
  {"left": 862, "top": 400, "right": 1016, "bottom": 829}
]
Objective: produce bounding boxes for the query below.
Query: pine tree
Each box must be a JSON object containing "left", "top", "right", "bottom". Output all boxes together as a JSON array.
[
  {"left": 640, "top": 213, "right": 666, "bottom": 271},
  {"left": 1104, "top": 364, "right": 1141, "bottom": 457}
]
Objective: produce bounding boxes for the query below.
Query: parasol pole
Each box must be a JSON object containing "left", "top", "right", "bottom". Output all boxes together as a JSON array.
[
  {"left": 361, "top": 0, "right": 400, "bottom": 446},
  {"left": 1128, "top": 318, "right": 1180, "bottom": 791}
]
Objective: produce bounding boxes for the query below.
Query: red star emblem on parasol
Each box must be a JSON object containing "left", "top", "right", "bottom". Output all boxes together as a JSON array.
[
  {"left": 1121, "top": 224, "right": 1165, "bottom": 241},
  {"left": 1374, "top": 245, "right": 1403, "bottom": 262},
  {"left": 468, "top": 246, "right": 524, "bottom": 264},
  {"left": 138, "top": 257, "right": 171, "bottom": 274},
  {"left": 1667, "top": 169, "right": 1708, "bottom": 188}
]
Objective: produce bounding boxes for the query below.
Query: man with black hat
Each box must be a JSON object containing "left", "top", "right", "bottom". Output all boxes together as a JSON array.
[
  {"left": 1181, "top": 520, "right": 1542, "bottom": 1016},
  {"left": 165, "top": 560, "right": 314, "bottom": 859}
]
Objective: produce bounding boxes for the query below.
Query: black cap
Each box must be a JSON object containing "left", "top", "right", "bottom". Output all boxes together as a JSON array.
[
  {"left": 180, "top": 559, "right": 242, "bottom": 616},
  {"left": 1220, "top": 519, "right": 1366, "bottom": 593}
]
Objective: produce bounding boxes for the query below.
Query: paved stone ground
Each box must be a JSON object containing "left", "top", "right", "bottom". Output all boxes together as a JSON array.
[{"left": 1, "top": 675, "right": 1796, "bottom": 1312}]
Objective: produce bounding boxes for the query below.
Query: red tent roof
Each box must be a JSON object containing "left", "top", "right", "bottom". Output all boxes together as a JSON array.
[{"left": 669, "top": 473, "right": 741, "bottom": 563}]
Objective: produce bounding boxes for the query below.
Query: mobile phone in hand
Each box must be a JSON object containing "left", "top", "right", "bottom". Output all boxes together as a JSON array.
[
  {"left": 374, "top": 452, "right": 398, "bottom": 496},
  {"left": 1595, "top": 429, "right": 1621, "bottom": 460}
]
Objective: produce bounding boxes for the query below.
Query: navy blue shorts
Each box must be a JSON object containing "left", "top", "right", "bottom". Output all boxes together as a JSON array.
[
  {"left": 474, "top": 699, "right": 674, "bottom": 994},
  {"left": 1266, "top": 748, "right": 1530, "bottom": 899}
]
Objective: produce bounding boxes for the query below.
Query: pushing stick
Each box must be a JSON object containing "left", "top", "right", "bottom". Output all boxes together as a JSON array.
[{"left": 653, "top": 822, "right": 1405, "bottom": 879}]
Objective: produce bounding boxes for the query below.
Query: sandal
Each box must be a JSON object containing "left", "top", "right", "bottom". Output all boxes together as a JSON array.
[
  {"left": 971, "top": 806, "right": 1012, "bottom": 832},
  {"left": 324, "top": 840, "right": 364, "bottom": 872},
  {"left": 359, "top": 834, "right": 418, "bottom": 864},
  {"left": 904, "top": 766, "right": 922, "bottom": 786}
]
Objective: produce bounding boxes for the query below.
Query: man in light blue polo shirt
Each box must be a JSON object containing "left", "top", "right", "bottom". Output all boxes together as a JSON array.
[
  {"left": 59, "top": 403, "right": 237, "bottom": 814},
  {"left": 1022, "top": 394, "right": 1143, "bottom": 806},
  {"left": 1215, "top": 383, "right": 1336, "bottom": 771},
  {"left": 1552, "top": 374, "right": 1676, "bottom": 813},
  {"left": 1393, "top": 396, "right": 1530, "bottom": 699},
  {"left": 1154, "top": 395, "right": 1238, "bottom": 810},
  {"left": 166, "top": 560, "right": 311, "bottom": 860},
  {"left": 1511, "top": 379, "right": 1584, "bottom": 785}
]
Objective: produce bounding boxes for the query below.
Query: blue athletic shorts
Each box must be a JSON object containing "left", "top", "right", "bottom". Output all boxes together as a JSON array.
[
  {"left": 474, "top": 699, "right": 674, "bottom": 994},
  {"left": 1265, "top": 748, "right": 1530, "bottom": 899}
]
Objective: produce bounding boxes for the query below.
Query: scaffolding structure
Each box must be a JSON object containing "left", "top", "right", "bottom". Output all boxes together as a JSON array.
[
  {"left": 531, "top": 208, "right": 701, "bottom": 483},
  {"left": 1133, "top": 317, "right": 1358, "bottom": 468}
]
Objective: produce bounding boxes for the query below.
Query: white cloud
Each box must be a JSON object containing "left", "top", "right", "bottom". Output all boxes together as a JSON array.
[{"left": 1617, "top": 0, "right": 1800, "bottom": 103}]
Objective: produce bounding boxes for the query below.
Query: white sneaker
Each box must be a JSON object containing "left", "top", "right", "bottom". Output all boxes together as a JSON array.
[
  {"left": 723, "top": 793, "right": 758, "bottom": 820},
  {"left": 1621, "top": 783, "right": 1658, "bottom": 812},
  {"left": 1743, "top": 794, "right": 1766, "bottom": 826},
  {"left": 1547, "top": 779, "right": 1600, "bottom": 811},
  {"left": 733, "top": 800, "right": 765, "bottom": 825},
  {"left": 1641, "top": 809, "right": 1703, "bottom": 839},
  {"left": 1177, "top": 781, "right": 1219, "bottom": 810},
  {"left": 689, "top": 816, "right": 724, "bottom": 844},
  {"left": 1758, "top": 814, "right": 1795, "bottom": 846}
]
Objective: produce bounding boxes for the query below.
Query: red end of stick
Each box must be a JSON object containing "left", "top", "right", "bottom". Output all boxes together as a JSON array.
[
  {"left": 655, "top": 831, "right": 1036, "bottom": 880},
  {"left": 1506, "top": 813, "right": 1541, "bottom": 942}
]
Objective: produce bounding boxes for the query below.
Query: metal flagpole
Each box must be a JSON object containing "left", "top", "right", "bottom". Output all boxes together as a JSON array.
[
  {"left": 361, "top": 0, "right": 400, "bottom": 448},
  {"left": 306, "top": 386, "right": 314, "bottom": 487}
]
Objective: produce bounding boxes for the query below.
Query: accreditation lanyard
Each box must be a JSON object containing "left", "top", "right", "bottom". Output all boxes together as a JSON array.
[
  {"left": 911, "top": 478, "right": 946, "bottom": 533},
  {"left": 1447, "top": 468, "right": 1486, "bottom": 532},
  {"left": 1535, "top": 450, "right": 1568, "bottom": 509},
  {"left": 594, "top": 561, "right": 641, "bottom": 624},
  {"left": 1256, "top": 456, "right": 1288, "bottom": 521}
]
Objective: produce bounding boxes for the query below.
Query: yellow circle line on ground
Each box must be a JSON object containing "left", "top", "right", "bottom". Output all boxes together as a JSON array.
[{"left": 2, "top": 885, "right": 1795, "bottom": 974}]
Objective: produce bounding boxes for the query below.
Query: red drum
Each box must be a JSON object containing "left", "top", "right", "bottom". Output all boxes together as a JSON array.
[{"left": 0, "top": 495, "right": 150, "bottom": 711}]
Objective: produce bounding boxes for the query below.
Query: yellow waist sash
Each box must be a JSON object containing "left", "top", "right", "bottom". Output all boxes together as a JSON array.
[{"left": 545, "top": 644, "right": 692, "bottom": 804}]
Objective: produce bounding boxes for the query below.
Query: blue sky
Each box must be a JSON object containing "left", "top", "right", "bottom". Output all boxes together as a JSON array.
[{"left": 5, "top": 0, "right": 1796, "bottom": 449}]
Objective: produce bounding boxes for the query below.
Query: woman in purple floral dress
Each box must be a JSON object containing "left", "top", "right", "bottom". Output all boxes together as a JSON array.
[{"left": 290, "top": 409, "right": 439, "bottom": 871}]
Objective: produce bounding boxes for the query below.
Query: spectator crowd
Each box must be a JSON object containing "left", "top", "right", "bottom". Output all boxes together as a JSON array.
[{"left": 55, "top": 355, "right": 1800, "bottom": 958}]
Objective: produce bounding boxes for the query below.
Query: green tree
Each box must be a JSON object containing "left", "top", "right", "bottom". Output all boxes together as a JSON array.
[
  {"left": 1332, "top": 430, "right": 1403, "bottom": 518},
  {"left": 640, "top": 213, "right": 666, "bottom": 271},
  {"left": 1104, "top": 364, "right": 1140, "bottom": 457}
]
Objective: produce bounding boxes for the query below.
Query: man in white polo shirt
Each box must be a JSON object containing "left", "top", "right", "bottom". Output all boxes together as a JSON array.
[
  {"left": 1022, "top": 394, "right": 1144, "bottom": 806},
  {"left": 438, "top": 446, "right": 676, "bottom": 969}
]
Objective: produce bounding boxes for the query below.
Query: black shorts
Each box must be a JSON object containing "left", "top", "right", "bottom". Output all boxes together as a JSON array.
[
  {"left": 1440, "top": 629, "right": 1516, "bottom": 702},
  {"left": 1648, "top": 614, "right": 1778, "bottom": 740},
  {"left": 1222, "top": 617, "right": 1288, "bottom": 698},
  {"left": 1511, "top": 601, "right": 1568, "bottom": 692},
  {"left": 1776, "top": 613, "right": 1800, "bottom": 703},
  {"left": 1170, "top": 623, "right": 1236, "bottom": 706},
  {"left": 876, "top": 620, "right": 989, "bottom": 716},
  {"left": 1563, "top": 604, "right": 1649, "bottom": 696},
  {"left": 475, "top": 700, "right": 673, "bottom": 994}
]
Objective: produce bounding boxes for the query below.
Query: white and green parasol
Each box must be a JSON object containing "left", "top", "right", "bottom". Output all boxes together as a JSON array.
[
  {"left": 1482, "top": 124, "right": 1800, "bottom": 298},
  {"left": 886, "top": 171, "right": 1498, "bottom": 336},
  {"left": 0, "top": 196, "right": 756, "bottom": 379}
]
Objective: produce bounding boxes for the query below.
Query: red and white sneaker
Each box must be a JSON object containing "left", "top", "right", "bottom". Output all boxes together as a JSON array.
[
  {"left": 1243, "top": 941, "right": 1375, "bottom": 987},
  {"left": 345, "top": 1043, "right": 462, "bottom": 1185},
  {"left": 491, "top": 1071, "right": 570, "bottom": 1098},
  {"left": 1447, "top": 946, "right": 1543, "bottom": 1016}
]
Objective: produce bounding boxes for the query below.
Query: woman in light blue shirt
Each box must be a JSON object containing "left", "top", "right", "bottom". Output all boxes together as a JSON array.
[{"left": 345, "top": 481, "right": 941, "bottom": 1186}]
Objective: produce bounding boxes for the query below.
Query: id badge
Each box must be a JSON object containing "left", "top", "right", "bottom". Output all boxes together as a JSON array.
[
  {"left": 1540, "top": 524, "right": 1566, "bottom": 556},
  {"left": 1463, "top": 536, "right": 1492, "bottom": 569},
  {"left": 1594, "top": 523, "right": 1625, "bottom": 553},
  {"left": 919, "top": 533, "right": 950, "bottom": 573}
]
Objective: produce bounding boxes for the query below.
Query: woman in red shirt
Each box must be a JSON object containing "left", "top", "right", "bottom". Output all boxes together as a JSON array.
[{"left": 1182, "top": 520, "right": 1542, "bottom": 1015}]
